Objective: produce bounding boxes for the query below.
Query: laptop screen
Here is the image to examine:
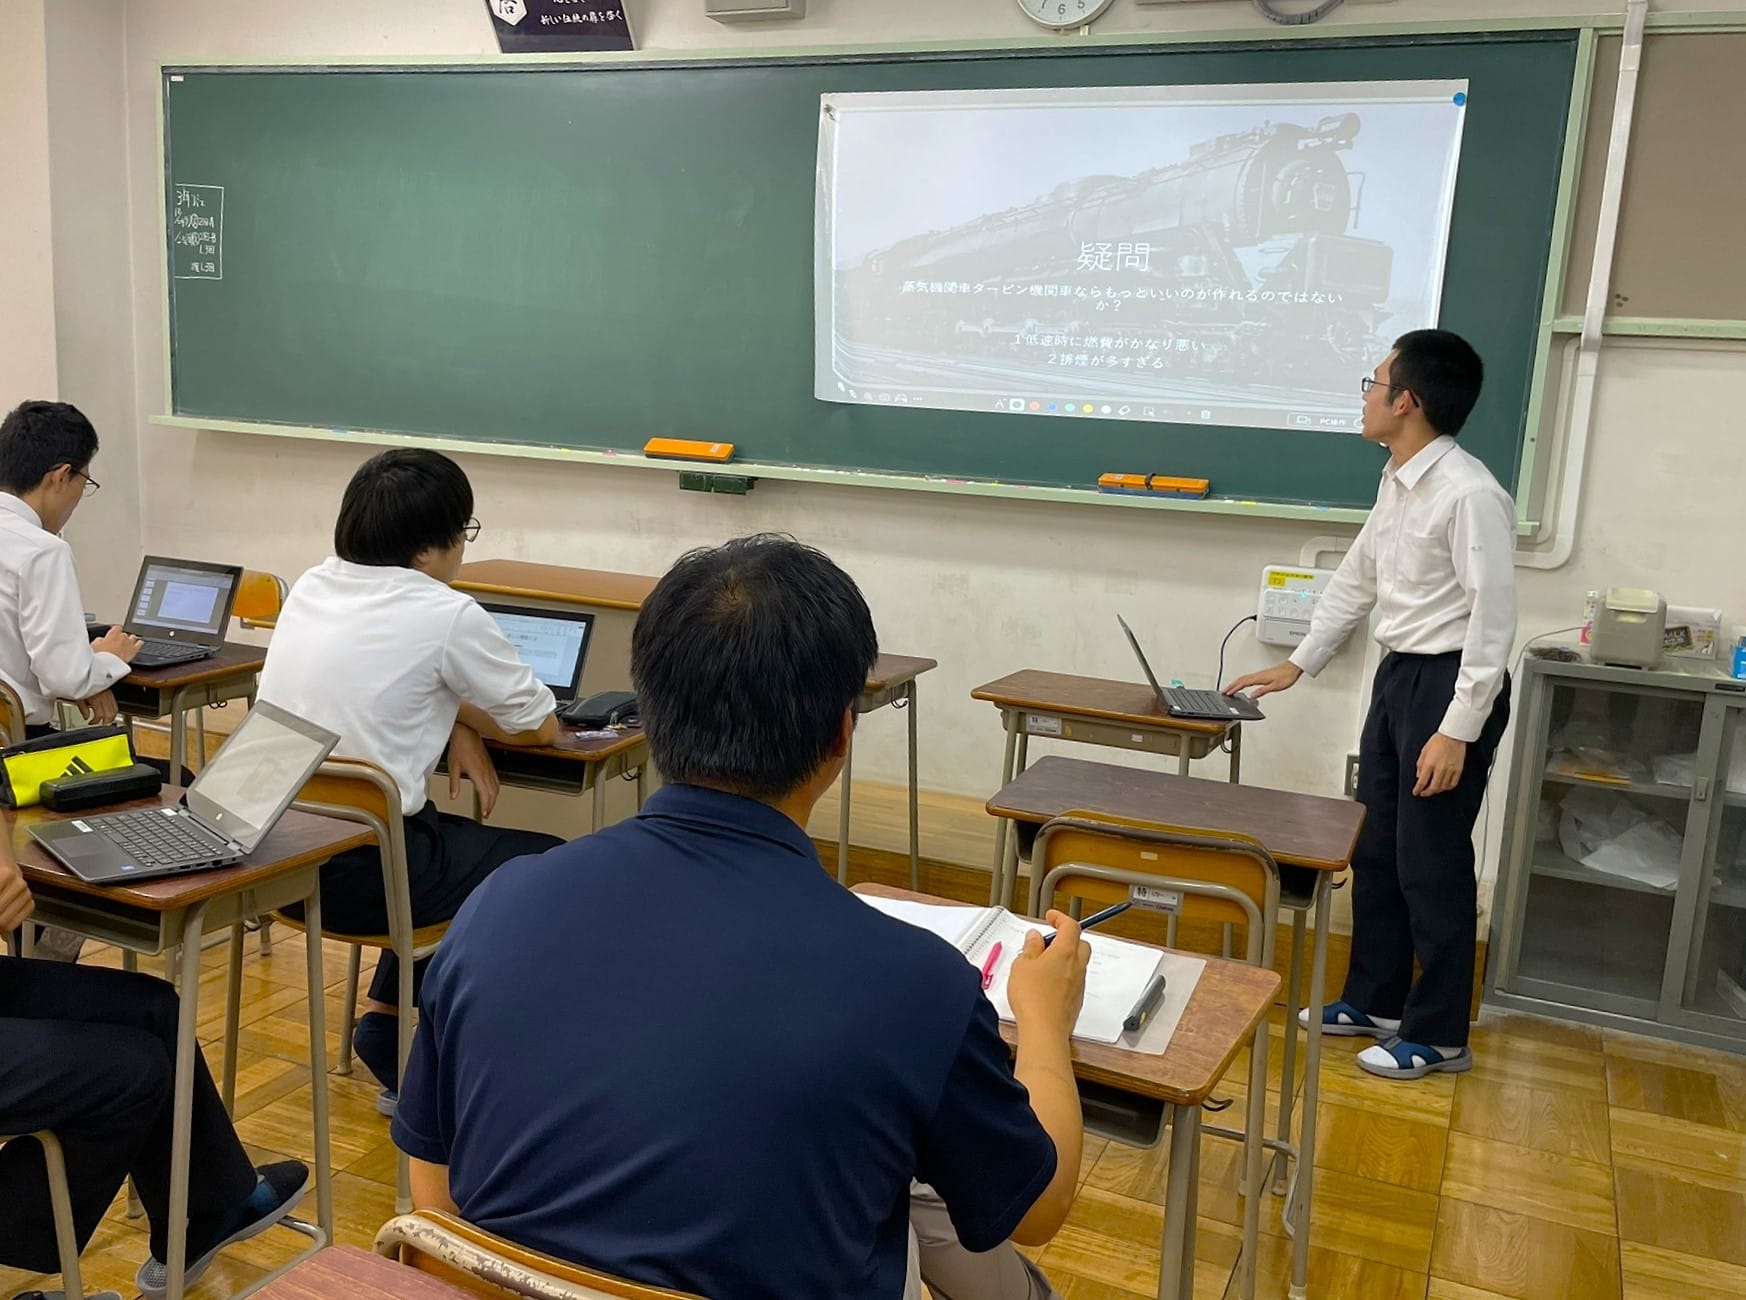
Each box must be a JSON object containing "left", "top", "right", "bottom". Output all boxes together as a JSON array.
[
  {"left": 1117, "top": 615, "right": 1168, "bottom": 703},
  {"left": 481, "top": 604, "right": 594, "bottom": 702},
  {"left": 128, "top": 558, "right": 240, "bottom": 639},
  {"left": 186, "top": 702, "right": 339, "bottom": 850}
]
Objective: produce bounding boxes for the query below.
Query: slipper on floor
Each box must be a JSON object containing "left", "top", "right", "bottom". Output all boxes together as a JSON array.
[
  {"left": 1297, "top": 999, "right": 1402, "bottom": 1038},
  {"left": 1357, "top": 1036, "right": 1473, "bottom": 1080}
]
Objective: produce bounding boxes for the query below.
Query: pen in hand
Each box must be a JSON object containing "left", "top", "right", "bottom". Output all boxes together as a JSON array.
[{"left": 1041, "top": 900, "right": 1131, "bottom": 948}]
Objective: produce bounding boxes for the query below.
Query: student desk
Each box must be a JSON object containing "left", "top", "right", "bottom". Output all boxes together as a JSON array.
[
  {"left": 481, "top": 725, "right": 650, "bottom": 832},
  {"left": 252, "top": 1245, "right": 477, "bottom": 1298},
  {"left": 985, "top": 756, "right": 1364, "bottom": 1300},
  {"left": 971, "top": 670, "right": 1240, "bottom": 909},
  {"left": 113, "top": 641, "right": 267, "bottom": 785},
  {"left": 837, "top": 654, "right": 937, "bottom": 890},
  {"left": 6, "top": 792, "right": 372, "bottom": 1300},
  {"left": 855, "top": 883, "right": 1279, "bottom": 1300}
]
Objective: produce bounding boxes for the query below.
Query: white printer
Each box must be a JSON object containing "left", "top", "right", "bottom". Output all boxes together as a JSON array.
[{"left": 1589, "top": 588, "right": 1667, "bottom": 669}]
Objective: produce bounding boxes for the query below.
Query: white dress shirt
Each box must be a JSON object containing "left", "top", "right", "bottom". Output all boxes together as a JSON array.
[
  {"left": 0, "top": 493, "right": 130, "bottom": 725},
  {"left": 257, "top": 557, "right": 556, "bottom": 815},
  {"left": 1289, "top": 436, "right": 1518, "bottom": 743}
]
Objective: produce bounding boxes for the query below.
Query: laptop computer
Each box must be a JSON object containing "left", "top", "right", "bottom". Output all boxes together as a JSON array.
[
  {"left": 29, "top": 701, "right": 339, "bottom": 885},
  {"left": 479, "top": 602, "right": 596, "bottom": 705},
  {"left": 1118, "top": 615, "right": 1265, "bottom": 723},
  {"left": 98, "top": 557, "right": 244, "bottom": 670}
]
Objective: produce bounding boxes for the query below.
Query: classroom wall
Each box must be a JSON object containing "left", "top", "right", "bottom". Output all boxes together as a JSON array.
[
  {"left": 0, "top": 0, "right": 59, "bottom": 403},
  {"left": 15, "top": 0, "right": 1742, "bottom": 896}
]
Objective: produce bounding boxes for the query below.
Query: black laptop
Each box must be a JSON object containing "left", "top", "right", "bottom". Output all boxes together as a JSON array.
[
  {"left": 478, "top": 602, "right": 595, "bottom": 705},
  {"left": 29, "top": 701, "right": 339, "bottom": 884},
  {"left": 1118, "top": 615, "right": 1265, "bottom": 723},
  {"left": 91, "top": 556, "right": 244, "bottom": 670}
]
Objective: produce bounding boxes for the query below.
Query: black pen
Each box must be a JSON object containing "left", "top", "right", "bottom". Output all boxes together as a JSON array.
[
  {"left": 1041, "top": 900, "right": 1131, "bottom": 948},
  {"left": 1122, "top": 973, "right": 1168, "bottom": 1035}
]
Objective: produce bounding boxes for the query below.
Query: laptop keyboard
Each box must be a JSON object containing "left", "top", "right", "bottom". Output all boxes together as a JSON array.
[
  {"left": 1161, "top": 687, "right": 1248, "bottom": 717},
  {"left": 97, "top": 809, "right": 235, "bottom": 868},
  {"left": 132, "top": 638, "right": 212, "bottom": 668}
]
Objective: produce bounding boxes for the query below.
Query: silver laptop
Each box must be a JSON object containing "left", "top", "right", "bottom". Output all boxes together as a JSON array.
[
  {"left": 1118, "top": 615, "right": 1265, "bottom": 723},
  {"left": 29, "top": 702, "right": 339, "bottom": 885},
  {"left": 479, "top": 602, "right": 595, "bottom": 705},
  {"left": 118, "top": 556, "right": 244, "bottom": 669}
]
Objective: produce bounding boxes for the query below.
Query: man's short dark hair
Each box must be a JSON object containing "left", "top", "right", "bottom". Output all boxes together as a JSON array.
[
  {"left": 1390, "top": 330, "right": 1485, "bottom": 438},
  {"left": 632, "top": 534, "right": 878, "bottom": 801},
  {"left": 333, "top": 448, "right": 473, "bottom": 568},
  {"left": 0, "top": 400, "right": 99, "bottom": 495}
]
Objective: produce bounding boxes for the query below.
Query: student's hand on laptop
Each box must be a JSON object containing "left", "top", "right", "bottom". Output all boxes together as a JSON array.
[
  {"left": 1007, "top": 910, "right": 1090, "bottom": 1039},
  {"left": 1226, "top": 662, "right": 1301, "bottom": 699},
  {"left": 447, "top": 722, "right": 501, "bottom": 819},
  {"left": 78, "top": 689, "right": 120, "bottom": 725},
  {"left": 0, "top": 842, "right": 35, "bottom": 932},
  {"left": 92, "top": 626, "right": 143, "bottom": 663}
]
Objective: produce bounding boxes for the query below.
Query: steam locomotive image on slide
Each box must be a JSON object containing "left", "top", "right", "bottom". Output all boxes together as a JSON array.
[{"left": 829, "top": 112, "right": 1395, "bottom": 414}]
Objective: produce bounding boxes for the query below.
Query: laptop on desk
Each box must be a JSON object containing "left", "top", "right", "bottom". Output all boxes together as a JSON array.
[
  {"left": 29, "top": 700, "right": 339, "bottom": 885},
  {"left": 1118, "top": 615, "right": 1265, "bottom": 723},
  {"left": 478, "top": 602, "right": 595, "bottom": 706},
  {"left": 94, "top": 556, "right": 244, "bottom": 670}
]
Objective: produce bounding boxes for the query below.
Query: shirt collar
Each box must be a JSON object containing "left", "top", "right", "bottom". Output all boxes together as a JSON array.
[
  {"left": 0, "top": 493, "right": 43, "bottom": 529},
  {"left": 1384, "top": 435, "right": 1457, "bottom": 491},
  {"left": 637, "top": 783, "right": 821, "bottom": 864}
]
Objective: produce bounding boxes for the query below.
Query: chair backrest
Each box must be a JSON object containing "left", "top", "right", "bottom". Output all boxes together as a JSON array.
[
  {"left": 0, "top": 678, "right": 27, "bottom": 748},
  {"left": 375, "top": 1210, "right": 705, "bottom": 1299},
  {"left": 235, "top": 569, "right": 287, "bottom": 630},
  {"left": 1032, "top": 809, "right": 1281, "bottom": 967},
  {"left": 291, "top": 757, "right": 414, "bottom": 940}
]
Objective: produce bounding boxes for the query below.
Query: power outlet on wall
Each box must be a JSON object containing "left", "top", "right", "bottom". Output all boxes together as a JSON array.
[{"left": 1345, "top": 752, "right": 1361, "bottom": 798}]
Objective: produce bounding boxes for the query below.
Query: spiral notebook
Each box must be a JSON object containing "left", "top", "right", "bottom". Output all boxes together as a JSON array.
[{"left": 861, "top": 897, "right": 1165, "bottom": 1045}]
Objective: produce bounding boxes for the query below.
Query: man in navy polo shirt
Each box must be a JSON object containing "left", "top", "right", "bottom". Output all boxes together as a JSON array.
[{"left": 393, "top": 534, "right": 1090, "bottom": 1300}]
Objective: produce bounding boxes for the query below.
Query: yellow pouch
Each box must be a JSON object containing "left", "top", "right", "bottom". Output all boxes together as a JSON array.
[{"left": 0, "top": 726, "right": 136, "bottom": 808}]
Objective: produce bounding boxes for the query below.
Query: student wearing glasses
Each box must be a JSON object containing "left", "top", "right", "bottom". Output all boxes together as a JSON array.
[
  {"left": 1228, "top": 330, "right": 1517, "bottom": 1081},
  {"left": 0, "top": 401, "right": 143, "bottom": 736},
  {"left": 258, "top": 448, "right": 561, "bottom": 1110}
]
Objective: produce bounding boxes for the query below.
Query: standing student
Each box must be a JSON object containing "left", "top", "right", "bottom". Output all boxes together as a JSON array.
[
  {"left": 1228, "top": 330, "right": 1517, "bottom": 1080},
  {"left": 0, "top": 400, "right": 142, "bottom": 734},
  {"left": 393, "top": 535, "right": 1088, "bottom": 1300},
  {"left": 257, "top": 448, "right": 562, "bottom": 1108}
]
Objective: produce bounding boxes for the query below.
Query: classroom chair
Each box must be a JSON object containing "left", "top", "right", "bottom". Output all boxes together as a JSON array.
[
  {"left": 374, "top": 1210, "right": 706, "bottom": 1299},
  {"left": 0, "top": 1130, "right": 121, "bottom": 1300},
  {"left": 0, "top": 678, "right": 25, "bottom": 747},
  {"left": 234, "top": 569, "right": 288, "bottom": 632},
  {"left": 1031, "top": 811, "right": 1280, "bottom": 1300},
  {"left": 257, "top": 757, "right": 441, "bottom": 1212}
]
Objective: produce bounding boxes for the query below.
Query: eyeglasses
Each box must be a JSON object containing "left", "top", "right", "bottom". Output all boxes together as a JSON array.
[
  {"left": 73, "top": 469, "right": 100, "bottom": 497},
  {"left": 460, "top": 518, "right": 481, "bottom": 542}
]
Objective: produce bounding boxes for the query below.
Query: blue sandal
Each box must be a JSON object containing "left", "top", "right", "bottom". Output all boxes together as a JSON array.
[
  {"left": 1357, "top": 1036, "right": 1473, "bottom": 1080},
  {"left": 1297, "top": 999, "right": 1401, "bottom": 1038}
]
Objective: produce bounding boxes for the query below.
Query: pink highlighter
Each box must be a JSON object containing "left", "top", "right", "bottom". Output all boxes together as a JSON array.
[{"left": 979, "top": 942, "right": 1004, "bottom": 991}]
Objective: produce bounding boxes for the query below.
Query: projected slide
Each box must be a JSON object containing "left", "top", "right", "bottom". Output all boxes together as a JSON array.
[{"left": 815, "top": 82, "right": 1468, "bottom": 434}]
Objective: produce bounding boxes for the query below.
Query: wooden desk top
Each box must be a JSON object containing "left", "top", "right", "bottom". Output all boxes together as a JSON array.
[
  {"left": 10, "top": 789, "right": 373, "bottom": 911},
  {"left": 455, "top": 559, "right": 658, "bottom": 612},
  {"left": 855, "top": 884, "right": 1278, "bottom": 1106},
  {"left": 987, "top": 755, "right": 1364, "bottom": 873},
  {"left": 489, "top": 725, "right": 648, "bottom": 764},
  {"left": 971, "top": 669, "right": 1231, "bottom": 738},
  {"left": 865, "top": 654, "right": 937, "bottom": 694},
  {"left": 252, "top": 1246, "right": 475, "bottom": 1299},
  {"left": 122, "top": 640, "right": 267, "bottom": 689}
]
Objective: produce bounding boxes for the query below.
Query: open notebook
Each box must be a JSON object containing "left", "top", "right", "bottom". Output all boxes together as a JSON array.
[{"left": 861, "top": 896, "right": 1164, "bottom": 1045}]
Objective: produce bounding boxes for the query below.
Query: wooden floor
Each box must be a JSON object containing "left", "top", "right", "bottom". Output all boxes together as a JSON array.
[{"left": 6, "top": 924, "right": 1746, "bottom": 1300}]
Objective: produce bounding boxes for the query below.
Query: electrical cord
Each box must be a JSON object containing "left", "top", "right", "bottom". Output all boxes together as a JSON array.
[
  {"left": 1254, "top": 0, "right": 1345, "bottom": 25},
  {"left": 1216, "top": 614, "right": 1259, "bottom": 754}
]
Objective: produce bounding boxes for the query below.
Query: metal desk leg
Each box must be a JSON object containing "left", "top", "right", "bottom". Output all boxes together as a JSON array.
[
  {"left": 303, "top": 883, "right": 334, "bottom": 1238},
  {"left": 168, "top": 696, "right": 189, "bottom": 788},
  {"left": 906, "top": 682, "right": 920, "bottom": 892},
  {"left": 1289, "top": 875, "right": 1332, "bottom": 1300},
  {"left": 1177, "top": 743, "right": 1191, "bottom": 777},
  {"left": 591, "top": 769, "right": 607, "bottom": 836},
  {"left": 998, "top": 730, "right": 1031, "bottom": 911},
  {"left": 1230, "top": 722, "right": 1242, "bottom": 783},
  {"left": 164, "top": 902, "right": 208, "bottom": 1300},
  {"left": 1157, "top": 1103, "right": 1202, "bottom": 1300},
  {"left": 222, "top": 923, "right": 245, "bottom": 1112},
  {"left": 988, "top": 713, "right": 1021, "bottom": 906},
  {"left": 1274, "top": 906, "right": 1308, "bottom": 1194},
  {"left": 836, "top": 731, "right": 854, "bottom": 886}
]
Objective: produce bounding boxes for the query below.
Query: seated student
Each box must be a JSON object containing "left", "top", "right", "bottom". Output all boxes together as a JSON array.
[
  {"left": 0, "top": 400, "right": 143, "bottom": 734},
  {"left": 0, "top": 840, "right": 308, "bottom": 1297},
  {"left": 257, "top": 448, "right": 562, "bottom": 1107},
  {"left": 394, "top": 534, "right": 1089, "bottom": 1300}
]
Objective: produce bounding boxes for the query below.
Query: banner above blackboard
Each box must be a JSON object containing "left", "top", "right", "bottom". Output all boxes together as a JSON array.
[{"left": 484, "top": 0, "right": 634, "bottom": 53}]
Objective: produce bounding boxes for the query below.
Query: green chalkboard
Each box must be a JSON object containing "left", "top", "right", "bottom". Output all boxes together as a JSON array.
[{"left": 164, "top": 35, "right": 1576, "bottom": 509}]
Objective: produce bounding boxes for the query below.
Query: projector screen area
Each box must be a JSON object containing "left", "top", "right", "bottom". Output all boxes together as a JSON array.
[{"left": 816, "top": 81, "right": 1467, "bottom": 436}]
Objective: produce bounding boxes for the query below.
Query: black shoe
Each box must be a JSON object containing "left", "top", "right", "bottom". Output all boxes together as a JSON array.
[
  {"left": 352, "top": 1011, "right": 401, "bottom": 1094},
  {"left": 134, "top": 1160, "right": 310, "bottom": 1296}
]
